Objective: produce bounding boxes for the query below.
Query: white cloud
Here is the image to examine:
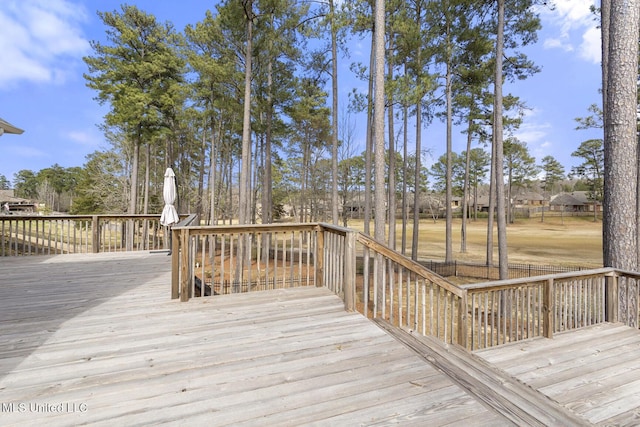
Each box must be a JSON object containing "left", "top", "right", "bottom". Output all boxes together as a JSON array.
[
  {"left": 578, "top": 26, "right": 601, "bottom": 63},
  {"left": 538, "top": 0, "right": 600, "bottom": 64},
  {"left": 512, "top": 111, "right": 554, "bottom": 159},
  {"left": 66, "top": 130, "right": 99, "bottom": 147},
  {"left": 515, "top": 124, "right": 550, "bottom": 145},
  {"left": 0, "top": 0, "right": 89, "bottom": 88},
  {"left": 543, "top": 37, "right": 573, "bottom": 52}
]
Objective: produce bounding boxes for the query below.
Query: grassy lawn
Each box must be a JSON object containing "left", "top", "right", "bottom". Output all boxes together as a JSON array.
[{"left": 347, "top": 215, "right": 603, "bottom": 268}]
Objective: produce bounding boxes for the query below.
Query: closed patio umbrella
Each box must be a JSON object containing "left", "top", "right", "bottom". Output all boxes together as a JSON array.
[{"left": 160, "top": 167, "right": 179, "bottom": 227}]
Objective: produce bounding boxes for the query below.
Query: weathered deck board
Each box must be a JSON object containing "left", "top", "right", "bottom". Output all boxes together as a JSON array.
[
  {"left": 477, "top": 322, "right": 640, "bottom": 425},
  {"left": 0, "top": 252, "right": 507, "bottom": 426}
]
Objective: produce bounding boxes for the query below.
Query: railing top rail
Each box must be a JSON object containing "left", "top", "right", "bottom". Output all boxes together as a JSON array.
[
  {"left": 174, "top": 214, "right": 199, "bottom": 227},
  {"left": 355, "top": 232, "right": 465, "bottom": 298},
  {"left": 610, "top": 268, "right": 640, "bottom": 280},
  {"left": 0, "top": 213, "right": 184, "bottom": 221},
  {"left": 171, "top": 222, "right": 320, "bottom": 235},
  {"left": 460, "top": 267, "right": 616, "bottom": 292},
  {"left": 317, "top": 222, "right": 352, "bottom": 236}
]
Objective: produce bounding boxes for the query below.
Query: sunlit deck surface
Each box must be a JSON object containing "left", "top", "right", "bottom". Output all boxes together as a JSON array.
[
  {"left": 475, "top": 322, "right": 640, "bottom": 426},
  {"left": 0, "top": 252, "right": 505, "bottom": 426},
  {"left": 1, "top": 253, "right": 640, "bottom": 426}
]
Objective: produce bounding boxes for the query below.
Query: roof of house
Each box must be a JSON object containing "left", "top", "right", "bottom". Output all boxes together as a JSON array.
[
  {"left": 0, "top": 117, "right": 24, "bottom": 135},
  {"left": 550, "top": 191, "right": 598, "bottom": 206},
  {"left": 0, "top": 189, "right": 31, "bottom": 204},
  {"left": 513, "top": 191, "right": 545, "bottom": 201}
]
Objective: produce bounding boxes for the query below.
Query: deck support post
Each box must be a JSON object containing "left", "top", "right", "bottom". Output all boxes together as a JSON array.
[
  {"left": 343, "top": 231, "right": 357, "bottom": 311},
  {"left": 126, "top": 219, "right": 134, "bottom": 252},
  {"left": 457, "top": 291, "right": 468, "bottom": 348},
  {"left": 605, "top": 273, "right": 619, "bottom": 323},
  {"left": 543, "top": 278, "right": 554, "bottom": 338},
  {"left": 92, "top": 215, "right": 100, "bottom": 253},
  {"left": 315, "top": 226, "right": 324, "bottom": 288},
  {"left": 171, "top": 227, "right": 180, "bottom": 299},
  {"left": 180, "top": 228, "right": 190, "bottom": 302}
]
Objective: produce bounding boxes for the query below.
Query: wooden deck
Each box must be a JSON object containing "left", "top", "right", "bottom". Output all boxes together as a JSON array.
[
  {"left": 0, "top": 252, "right": 506, "bottom": 426},
  {"left": 476, "top": 322, "right": 640, "bottom": 426},
  {"left": 2, "top": 252, "right": 640, "bottom": 426}
]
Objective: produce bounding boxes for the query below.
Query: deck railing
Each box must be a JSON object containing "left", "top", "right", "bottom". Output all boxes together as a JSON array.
[
  {"left": 0, "top": 214, "right": 180, "bottom": 255},
  {"left": 351, "top": 232, "right": 467, "bottom": 346},
  {"left": 171, "top": 222, "right": 466, "bottom": 345},
  {"left": 166, "top": 222, "right": 640, "bottom": 351},
  {"left": 9, "top": 216, "right": 638, "bottom": 350},
  {"left": 460, "top": 268, "right": 640, "bottom": 350},
  {"left": 171, "top": 222, "right": 326, "bottom": 301}
]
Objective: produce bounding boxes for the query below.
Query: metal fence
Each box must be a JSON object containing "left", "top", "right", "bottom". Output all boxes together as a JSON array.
[{"left": 420, "top": 260, "right": 593, "bottom": 281}]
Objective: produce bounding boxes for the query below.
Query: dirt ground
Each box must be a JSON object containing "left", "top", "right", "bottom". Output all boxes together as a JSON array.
[{"left": 348, "top": 216, "right": 603, "bottom": 268}]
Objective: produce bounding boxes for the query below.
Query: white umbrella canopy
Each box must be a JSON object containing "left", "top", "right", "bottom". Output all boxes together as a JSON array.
[{"left": 160, "top": 167, "right": 179, "bottom": 226}]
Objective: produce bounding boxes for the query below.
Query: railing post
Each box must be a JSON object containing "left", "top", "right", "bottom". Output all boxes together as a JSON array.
[
  {"left": 92, "top": 215, "right": 100, "bottom": 253},
  {"left": 179, "top": 228, "right": 190, "bottom": 302},
  {"left": 457, "top": 291, "right": 468, "bottom": 349},
  {"left": 543, "top": 278, "right": 554, "bottom": 338},
  {"left": 171, "top": 228, "right": 180, "bottom": 300},
  {"left": 606, "top": 273, "right": 619, "bottom": 323},
  {"left": 343, "top": 231, "right": 357, "bottom": 311},
  {"left": 126, "top": 219, "right": 134, "bottom": 252},
  {"left": 316, "top": 227, "right": 324, "bottom": 288}
]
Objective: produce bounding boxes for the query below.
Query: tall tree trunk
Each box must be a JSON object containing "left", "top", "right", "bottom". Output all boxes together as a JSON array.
[
  {"left": 412, "top": 112, "right": 422, "bottom": 260},
  {"left": 237, "top": 1, "right": 254, "bottom": 290},
  {"left": 412, "top": 84, "right": 422, "bottom": 261},
  {"left": 461, "top": 114, "right": 473, "bottom": 253},
  {"left": 143, "top": 142, "right": 150, "bottom": 215},
  {"left": 263, "top": 19, "right": 274, "bottom": 227},
  {"left": 411, "top": 41, "right": 424, "bottom": 261},
  {"left": 330, "top": 0, "right": 339, "bottom": 225},
  {"left": 445, "top": 45, "right": 453, "bottom": 262},
  {"left": 143, "top": 143, "right": 151, "bottom": 250},
  {"left": 239, "top": 3, "right": 253, "bottom": 226},
  {"left": 507, "top": 166, "right": 513, "bottom": 224},
  {"left": 129, "top": 136, "right": 140, "bottom": 215},
  {"left": 252, "top": 131, "right": 260, "bottom": 224},
  {"left": 209, "top": 118, "right": 220, "bottom": 226},
  {"left": 486, "top": 122, "right": 496, "bottom": 266},
  {"left": 387, "top": 49, "right": 396, "bottom": 250},
  {"left": 401, "top": 83, "right": 409, "bottom": 256},
  {"left": 373, "top": 0, "right": 386, "bottom": 314},
  {"left": 603, "top": 0, "right": 639, "bottom": 270},
  {"left": 126, "top": 135, "right": 140, "bottom": 251},
  {"left": 197, "top": 129, "right": 206, "bottom": 220},
  {"left": 364, "top": 39, "right": 375, "bottom": 236},
  {"left": 494, "top": 0, "right": 508, "bottom": 279}
]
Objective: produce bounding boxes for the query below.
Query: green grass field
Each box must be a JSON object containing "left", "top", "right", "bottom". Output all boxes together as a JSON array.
[{"left": 348, "top": 216, "right": 603, "bottom": 268}]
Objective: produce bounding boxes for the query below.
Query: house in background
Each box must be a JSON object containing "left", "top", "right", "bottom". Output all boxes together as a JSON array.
[
  {"left": 512, "top": 191, "right": 545, "bottom": 208},
  {"left": 550, "top": 191, "right": 602, "bottom": 213},
  {"left": 0, "top": 190, "right": 36, "bottom": 214}
]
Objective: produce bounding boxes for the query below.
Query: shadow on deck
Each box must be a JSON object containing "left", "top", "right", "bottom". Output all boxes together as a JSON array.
[{"left": 0, "top": 252, "right": 171, "bottom": 378}]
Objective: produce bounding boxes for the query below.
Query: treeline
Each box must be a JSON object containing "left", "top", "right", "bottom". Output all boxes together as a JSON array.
[
  {"left": 4, "top": 132, "right": 604, "bottom": 222},
  {"left": 4, "top": 0, "right": 635, "bottom": 274},
  {"left": 12, "top": 1, "right": 541, "bottom": 223}
]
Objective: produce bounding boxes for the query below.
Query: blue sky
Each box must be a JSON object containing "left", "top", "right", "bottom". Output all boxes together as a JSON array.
[{"left": 0, "top": 0, "right": 602, "bottom": 184}]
